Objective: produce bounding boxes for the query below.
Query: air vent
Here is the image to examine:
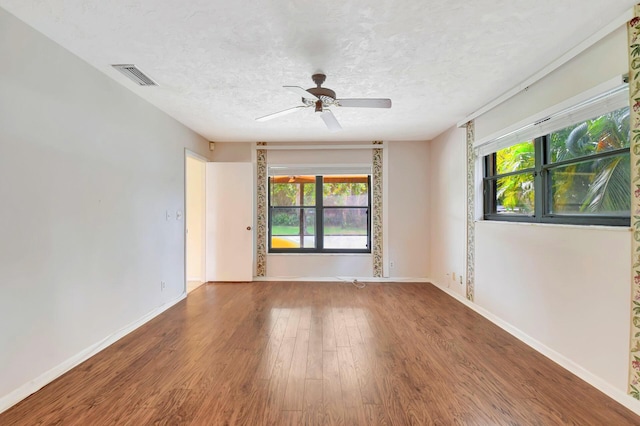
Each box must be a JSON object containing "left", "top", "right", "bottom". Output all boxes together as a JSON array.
[{"left": 111, "top": 64, "right": 158, "bottom": 86}]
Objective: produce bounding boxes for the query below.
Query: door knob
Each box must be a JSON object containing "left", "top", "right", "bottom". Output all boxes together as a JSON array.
[{"left": 246, "top": 226, "right": 252, "bottom": 231}]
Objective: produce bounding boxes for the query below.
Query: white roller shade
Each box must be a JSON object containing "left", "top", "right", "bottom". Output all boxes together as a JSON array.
[
  {"left": 475, "top": 82, "right": 629, "bottom": 157},
  {"left": 268, "top": 164, "right": 372, "bottom": 176}
]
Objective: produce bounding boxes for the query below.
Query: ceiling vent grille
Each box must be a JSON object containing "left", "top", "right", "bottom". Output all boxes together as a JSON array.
[{"left": 111, "top": 64, "right": 158, "bottom": 86}]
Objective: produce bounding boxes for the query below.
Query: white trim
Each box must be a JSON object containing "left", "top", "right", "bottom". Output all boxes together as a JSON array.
[
  {"left": 429, "top": 279, "right": 640, "bottom": 416},
  {"left": 267, "top": 163, "right": 372, "bottom": 176},
  {"left": 253, "top": 276, "right": 429, "bottom": 282},
  {"left": 184, "top": 149, "right": 209, "bottom": 162},
  {"left": 456, "top": 8, "right": 634, "bottom": 128},
  {"left": 255, "top": 144, "right": 384, "bottom": 151},
  {"left": 267, "top": 253, "right": 371, "bottom": 257},
  {"left": 0, "top": 294, "right": 187, "bottom": 415},
  {"left": 475, "top": 218, "right": 631, "bottom": 233},
  {"left": 184, "top": 149, "right": 207, "bottom": 293}
]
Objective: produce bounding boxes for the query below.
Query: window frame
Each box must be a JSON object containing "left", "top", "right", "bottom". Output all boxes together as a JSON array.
[
  {"left": 483, "top": 134, "right": 631, "bottom": 227},
  {"left": 268, "top": 175, "right": 372, "bottom": 254}
]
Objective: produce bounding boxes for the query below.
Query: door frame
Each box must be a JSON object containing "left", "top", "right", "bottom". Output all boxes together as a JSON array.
[{"left": 184, "top": 149, "right": 208, "bottom": 293}]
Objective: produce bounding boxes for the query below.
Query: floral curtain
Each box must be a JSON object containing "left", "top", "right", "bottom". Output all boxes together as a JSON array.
[
  {"left": 372, "top": 142, "right": 384, "bottom": 277},
  {"left": 466, "top": 121, "right": 476, "bottom": 301},
  {"left": 628, "top": 6, "right": 640, "bottom": 399},
  {"left": 256, "top": 142, "right": 267, "bottom": 277}
]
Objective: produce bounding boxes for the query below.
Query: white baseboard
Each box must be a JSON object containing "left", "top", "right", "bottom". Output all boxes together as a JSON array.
[
  {"left": 253, "top": 276, "right": 430, "bottom": 283},
  {"left": 428, "top": 279, "right": 640, "bottom": 417},
  {"left": 0, "top": 294, "right": 186, "bottom": 415}
]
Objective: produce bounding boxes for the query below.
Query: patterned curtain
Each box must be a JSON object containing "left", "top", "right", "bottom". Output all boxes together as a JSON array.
[
  {"left": 372, "top": 142, "right": 384, "bottom": 277},
  {"left": 466, "top": 121, "right": 476, "bottom": 301},
  {"left": 628, "top": 6, "right": 640, "bottom": 399},
  {"left": 256, "top": 142, "right": 267, "bottom": 277}
]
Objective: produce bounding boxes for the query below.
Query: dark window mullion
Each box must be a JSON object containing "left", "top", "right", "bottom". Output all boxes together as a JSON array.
[
  {"left": 534, "top": 136, "right": 544, "bottom": 220},
  {"left": 484, "top": 155, "right": 495, "bottom": 215},
  {"left": 268, "top": 177, "right": 273, "bottom": 251},
  {"left": 269, "top": 174, "right": 373, "bottom": 253},
  {"left": 316, "top": 176, "right": 323, "bottom": 250},
  {"left": 368, "top": 175, "right": 372, "bottom": 250},
  {"left": 542, "top": 147, "right": 630, "bottom": 171},
  {"left": 486, "top": 167, "right": 537, "bottom": 181}
]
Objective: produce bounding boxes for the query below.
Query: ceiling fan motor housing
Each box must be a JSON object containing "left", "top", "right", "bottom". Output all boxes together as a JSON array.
[
  {"left": 303, "top": 73, "right": 336, "bottom": 107},
  {"left": 304, "top": 87, "right": 336, "bottom": 107}
]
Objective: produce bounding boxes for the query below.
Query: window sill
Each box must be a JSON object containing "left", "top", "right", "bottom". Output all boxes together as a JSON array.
[
  {"left": 267, "top": 252, "right": 372, "bottom": 256},
  {"left": 475, "top": 219, "right": 631, "bottom": 232}
]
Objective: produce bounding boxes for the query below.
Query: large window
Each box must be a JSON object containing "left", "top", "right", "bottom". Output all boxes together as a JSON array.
[
  {"left": 483, "top": 106, "right": 630, "bottom": 226},
  {"left": 269, "top": 175, "right": 371, "bottom": 253}
]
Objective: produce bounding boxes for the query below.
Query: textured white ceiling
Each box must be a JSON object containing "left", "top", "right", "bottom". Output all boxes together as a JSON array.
[{"left": 0, "top": 0, "right": 635, "bottom": 142}]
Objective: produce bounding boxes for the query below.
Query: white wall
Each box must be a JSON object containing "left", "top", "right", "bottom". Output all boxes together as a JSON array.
[
  {"left": 210, "top": 141, "right": 432, "bottom": 279},
  {"left": 211, "top": 142, "right": 252, "bottom": 162},
  {"left": 475, "top": 26, "right": 627, "bottom": 142},
  {"left": 387, "top": 141, "right": 430, "bottom": 278},
  {"left": 428, "top": 127, "right": 467, "bottom": 296},
  {"left": 267, "top": 254, "right": 373, "bottom": 278},
  {"left": 427, "top": 20, "right": 637, "bottom": 406},
  {"left": 0, "top": 7, "right": 209, "bottom": 410},
  {"left": 266, "top": 145, "right": 375, "bottom": 278},
  {"left": 475, "top": 222, "right": 631, "bottom": 392}
]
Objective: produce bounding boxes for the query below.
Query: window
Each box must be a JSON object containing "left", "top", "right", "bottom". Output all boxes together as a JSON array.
[
  {"left": 269, "top": 175, "right": 371, "bottom": 253},
  {"left": 483, "top": 106, "right": 630, "bottom": 226}
]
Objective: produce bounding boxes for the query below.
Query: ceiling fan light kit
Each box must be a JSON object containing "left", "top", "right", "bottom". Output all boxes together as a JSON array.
[{"left": 256, "top": 73, "right": 392, "bottom": 131}]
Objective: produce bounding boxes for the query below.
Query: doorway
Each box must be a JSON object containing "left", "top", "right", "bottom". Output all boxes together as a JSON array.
[{"left": 185, "top": 151, "right": 207, "bottom": 293}]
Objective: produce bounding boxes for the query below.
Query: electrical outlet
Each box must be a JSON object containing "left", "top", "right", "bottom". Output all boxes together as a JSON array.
[
  {"left": 161, "top": 281, "right": 165, "bottom": 291},
  {"left": 459, "top": 276, "right": 463, "bottom": 285},
  {"left": 390, "top": 261, "right": 395, "bottom": 268}
]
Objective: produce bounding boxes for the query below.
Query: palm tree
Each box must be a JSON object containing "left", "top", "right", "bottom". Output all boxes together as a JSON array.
[{"left": 559, "top": 108, "right": 630, "bottom": 214}]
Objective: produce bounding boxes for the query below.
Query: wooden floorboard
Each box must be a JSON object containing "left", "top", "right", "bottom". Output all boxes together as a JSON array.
[{"left": 1, "top": 281, "right": 639, "bottom": 425}]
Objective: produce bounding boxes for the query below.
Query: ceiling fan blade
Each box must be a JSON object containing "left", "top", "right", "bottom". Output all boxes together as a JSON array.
[
  {"left": 284, "top": 85, "right": 319, "bottom": 101},
  {"left": 336, "top": 98, "right": 392, "bottom": 108},
  {"left": 320, "top": 109, "right": 342, "bottom": 132},
  {"left": 256, "top": 105, "right": 308, "bottom": 122}
]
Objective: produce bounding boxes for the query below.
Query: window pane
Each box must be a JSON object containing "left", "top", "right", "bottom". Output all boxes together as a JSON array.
[
  {"left": 271, "top": 208, "right": 316, "bottom": 248},
  {"left": 549, "top": 153, "right": 630, "bottom": 215},
  {"left": 495, "top": 173, "right": 535, "bottom": 214},
  {"left": 270, "top": 176, "right": 315, "bottom": 206},
  {"left": 323, "top": 177, "right": 369, "bottom": 206},
  {"left": 323, "top": 208, "right": 368, "bottom": 249},
  {"left": 496, "top": 141, "right": 535, "bottom": 175},
  {"left": 549, "top": 107, "right": 630, "bottom": 164}
]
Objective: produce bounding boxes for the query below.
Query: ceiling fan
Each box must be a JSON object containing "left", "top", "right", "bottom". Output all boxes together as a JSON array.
[{"left": 256, "top": 73, "right": 392, "bottom": 132}]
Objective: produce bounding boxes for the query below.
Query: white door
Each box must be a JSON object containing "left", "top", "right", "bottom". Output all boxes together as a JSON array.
[{"left": 205, "top": 162, "right": 254, "bottom": 282}]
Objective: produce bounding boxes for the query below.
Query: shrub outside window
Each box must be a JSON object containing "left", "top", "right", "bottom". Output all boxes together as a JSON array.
[
  {"left": 269, "top": 175, "right": 371, "bottom": 253},
  {"left": 483, "top": 106, "right": 630, "bottom": 226}
]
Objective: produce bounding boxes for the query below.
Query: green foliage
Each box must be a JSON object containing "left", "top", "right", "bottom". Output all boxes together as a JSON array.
[
  {"left": 576, "top": 109, "right": 630, "bottom": 213},
  {"left": 270, "top": 182, "right": 315, "bottom": 206},
  {"left": 270, "top": 177, "right": 369, "bottom": 231},
  {"left": 495, "top": 107, "right": 630, "bottom": 215},
  {"left": 495, "top": 141, "right": 535, "bottom": 213}
]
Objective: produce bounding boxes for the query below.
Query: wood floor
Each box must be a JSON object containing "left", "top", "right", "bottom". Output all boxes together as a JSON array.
[{"left": 2, "top": 282, "right": 639, "bottom": 425}]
